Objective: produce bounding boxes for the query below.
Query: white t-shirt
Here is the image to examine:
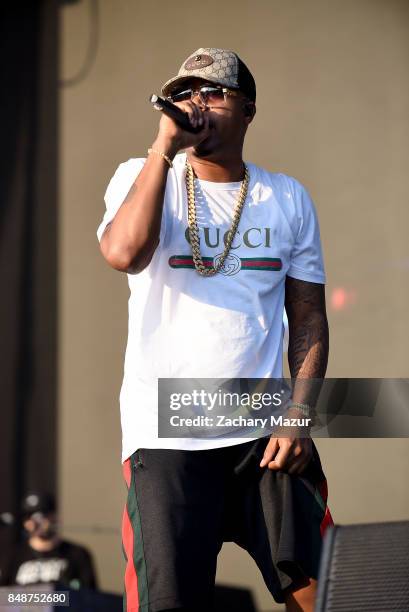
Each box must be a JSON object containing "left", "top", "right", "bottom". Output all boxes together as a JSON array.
[{"left": 97, "top": 152, "right": 326, "bottom": 462}]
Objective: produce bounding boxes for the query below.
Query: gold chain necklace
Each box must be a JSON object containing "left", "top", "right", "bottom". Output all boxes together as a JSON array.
[{"left": 185, "top": 160, "right": 250, "bottom": 276}]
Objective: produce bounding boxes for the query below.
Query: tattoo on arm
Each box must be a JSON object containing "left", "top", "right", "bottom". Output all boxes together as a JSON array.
[
  {"left": 288, "top": 316, "right": 329, "bottom": 378},
  {"left": 285, "top": 277, "right": 329, "bottom": 380}
]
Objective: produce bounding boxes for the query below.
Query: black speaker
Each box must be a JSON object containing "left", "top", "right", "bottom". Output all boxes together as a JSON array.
[{"left": 315, "top": 521, "right": 409, "bottom": 611}]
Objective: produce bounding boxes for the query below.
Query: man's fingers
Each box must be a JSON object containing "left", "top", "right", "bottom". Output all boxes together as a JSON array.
[
  {"left": 186, "top": 104, "right": 197, "bottom": 127},
  {"left": 198, "top": 108, "right": 207, "bottom": 128},
  {"left": 168, "top": 99, "right": 209, "bottom": 137},
  {"left": 284, "top": 441, "right": 313, "bottom": 474},
  {"left": 200, "top": 112, "right": 210, "bottom": 133},
  {"left": 259, "top": 438, "right": 278, "bottom": 467},
  {"left": 185, "top": 100, "right": 201, "bottom": 127},
  {"left": 191, "top": 101, "right": 200, "bottom": 126},
  {"left": 260, "top": 438, "right": 314, "bottom": 473},
  {"left": 173, "top": 100, "right": 196, "bottom": 127},
  {"left": 267, "top": 443, "right": 293, "bottom": 471}
]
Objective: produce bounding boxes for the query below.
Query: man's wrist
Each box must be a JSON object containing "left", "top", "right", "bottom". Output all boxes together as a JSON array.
[
  {"left": 151, "top": 135, "right": 180, "bottom": 160},
  {"left": 287, "top": 401, "right": 315, "bottom": 416},
  {"left": 285, "top": 401, "right": 319, "bottom": 427}
]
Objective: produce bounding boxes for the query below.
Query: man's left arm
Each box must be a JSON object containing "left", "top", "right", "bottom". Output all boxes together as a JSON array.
[
  {"left": 285, "top": 276, "right": 329, "bottom": 380},
  {"left": 260, "top": 277, "right": 329, "bottom": 473}
]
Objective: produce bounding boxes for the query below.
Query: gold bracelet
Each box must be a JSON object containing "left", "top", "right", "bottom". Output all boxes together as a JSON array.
[{"left": 147, "top": 148, "right": 173, "bottom": 168}]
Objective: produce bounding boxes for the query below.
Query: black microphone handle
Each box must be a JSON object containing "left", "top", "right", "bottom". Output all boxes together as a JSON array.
[{"left": 149, "top": 94, "right": 202, "bottom": 134}]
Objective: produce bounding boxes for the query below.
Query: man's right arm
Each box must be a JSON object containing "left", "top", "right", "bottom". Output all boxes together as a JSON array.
[{"left": 99, "top": 101, "right": 210, "bottom": 274}]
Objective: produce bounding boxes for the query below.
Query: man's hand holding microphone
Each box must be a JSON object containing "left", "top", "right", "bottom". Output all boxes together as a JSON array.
[{"left": 99, "top": 92, "right": 209, "bottom": 274}]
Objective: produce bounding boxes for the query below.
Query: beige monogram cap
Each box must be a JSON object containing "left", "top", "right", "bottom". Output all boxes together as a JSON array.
[{"left": 161, "top": 47, "right": 256, "bottom": 101}]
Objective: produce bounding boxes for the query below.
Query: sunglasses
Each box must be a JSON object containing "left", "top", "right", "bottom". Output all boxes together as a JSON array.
[{"left": 167, "top": 85, "right": 242, "bottom": 106}]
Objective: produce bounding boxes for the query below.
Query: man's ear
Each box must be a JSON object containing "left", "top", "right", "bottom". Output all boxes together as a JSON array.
[{"left": 244, "top": 102, "right": 256, "bottom": 122}]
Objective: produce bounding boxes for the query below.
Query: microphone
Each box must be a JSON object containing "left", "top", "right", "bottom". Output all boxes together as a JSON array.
[{"left": 149, "top": 94, "right": 202, "bottom": 133}]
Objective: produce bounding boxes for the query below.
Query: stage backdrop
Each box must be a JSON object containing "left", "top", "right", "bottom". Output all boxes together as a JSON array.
[
  {"left": 59, "top": 1, "right": 409, "bottom": 609},
  {"left": 0, "top": 0, "right": 58, "bottom": 522}
]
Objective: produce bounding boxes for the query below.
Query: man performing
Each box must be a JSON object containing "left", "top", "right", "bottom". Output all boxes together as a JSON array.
[{"left": 97, "top": 47, "right": 334, "bottom": 612}]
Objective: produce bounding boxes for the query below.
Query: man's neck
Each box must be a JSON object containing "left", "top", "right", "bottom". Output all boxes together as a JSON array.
[
  {"left": 28, "top": 535, "right": 60, "bottom": 552},
  {"left": 186, "top": 152, "right": 245, "bottom": 182}
]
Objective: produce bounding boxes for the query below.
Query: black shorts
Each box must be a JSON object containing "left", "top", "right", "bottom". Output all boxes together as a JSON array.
[{"left": 121, "top": 437, "right": 334, "bottom": 612}]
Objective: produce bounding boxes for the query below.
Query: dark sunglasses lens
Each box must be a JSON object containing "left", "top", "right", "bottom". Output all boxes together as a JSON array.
[
  {"left": 200, "top": 87, "right": 225, "bottom": 103},
  {"left": 170, "top": 89, "right": 192, "bottom": 102}
]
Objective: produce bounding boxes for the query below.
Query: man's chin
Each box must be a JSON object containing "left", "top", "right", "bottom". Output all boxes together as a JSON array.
[{"left": 191, "top": 138, "right": 217, "bottom": 158}]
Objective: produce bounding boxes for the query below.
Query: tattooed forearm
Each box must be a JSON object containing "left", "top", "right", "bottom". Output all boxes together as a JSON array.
[
  {"left": 285, "top": 277, "right": 329, "bottom": 406},
  {"left": 285, "top": 275, "right": 326, "bottom": 310},
  {"left": 287, "top": 311, "right": 329, "bottom": 379}
]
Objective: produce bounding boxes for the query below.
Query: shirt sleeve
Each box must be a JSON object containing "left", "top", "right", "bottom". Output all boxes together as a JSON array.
[
  {"left": 285, "top": 176, "right": 326, "bottom": 284},
  {"left": 96, "top": 157, "right": 167, "bottom": 245}
]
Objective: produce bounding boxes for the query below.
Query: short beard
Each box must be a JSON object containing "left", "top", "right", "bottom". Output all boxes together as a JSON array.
[{"left": 192, "top": 143, "right": 214, "bottom": 158}]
